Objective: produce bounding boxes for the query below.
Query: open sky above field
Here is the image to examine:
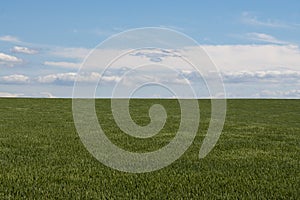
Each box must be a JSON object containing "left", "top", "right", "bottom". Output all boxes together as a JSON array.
[{"left": 0, "top": 0, "right": 300, "bottom": 98}]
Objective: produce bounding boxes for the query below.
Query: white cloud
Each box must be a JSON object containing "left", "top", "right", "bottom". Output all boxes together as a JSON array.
[
  {"left": 179, "top": 68, "right": 300, "bottom": 86},
  {"left": 0, "top": 91, "right": 56, "bottom": 98},
  {"left": 0, "top": 52, "right": 23, "bottom": 67},
  {"left": 259, "top": 89, "right": 300, "bottom": 98},
  {"left": 11, "top": 46, "right": 38, "bottom": 54},
  {"left": 37, "top": 72, "right": 77, "bottom": 84},
  {"left": 50, "top": 48, "right": 182, "bottom": 69},
  {"left": 246, "top": 33, "right": 289, "bottom": 45},
  {"left": 200, "top": 44, "right": 300, "bottom": 71},
  {"left": 39, "top": 92, "right": 55, "bottom": 98},
  {"left": 0, "top": 92, "right": 24, "bottom": 97},
  {"left": 129, "top": 48, "right": 181, "bottom": 62},
  {"left": 44, "top": 61, "right": 81, "bottom": 69},
  {"left": 0, "top": 52, "right": 22, "bottom": 62},
  {"left": 223, "top": 70, "right": 300, "bottom": 83},
  {"left": 241, "top": 12, "right": 289, "bottom": 28},
  {"left": 0, "top": 35, "right": 20, "bottom": 43},
  {"left": 50, "top": 47, "right": 90, "bottom": 60},
  {"left": 100, "top": 75, "right": 121, "bottom": 83},
  {"left": 2, "top": 42, "right": 297, "bottom": 98},
  {"left": 50, "top": 44, "right": 300, "bottom": 73},
  {"left": 36, "top": 72, "right": 114, "bottom": 84},
  {"left": 0, "top": 74, "right": 30, "bottom": 84},
  {"left": 35, "top": 70, "right": 185, "bottom": 86}
]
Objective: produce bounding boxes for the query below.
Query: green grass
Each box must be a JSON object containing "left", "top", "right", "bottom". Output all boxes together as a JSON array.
[{"left": 0, "top": 98, "right": 299, "bottom": 199}]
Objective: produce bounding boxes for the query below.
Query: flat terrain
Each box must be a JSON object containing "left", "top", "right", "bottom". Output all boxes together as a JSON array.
[{"left": 0, "top": 99, "right": 299, "bottom": 199}]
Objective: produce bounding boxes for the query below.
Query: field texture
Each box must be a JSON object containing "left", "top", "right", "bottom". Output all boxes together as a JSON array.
[{"left": 0, "top": 99, "right": 299, "bottom": 199}]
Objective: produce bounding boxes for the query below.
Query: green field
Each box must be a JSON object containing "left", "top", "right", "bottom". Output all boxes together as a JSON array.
[{"left": 0, "top": 98, "right": 299, "bottom": 199}]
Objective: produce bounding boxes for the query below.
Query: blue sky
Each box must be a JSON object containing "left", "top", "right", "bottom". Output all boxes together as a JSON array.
[
  {"left": 1, "top": 1, "right": 300, "bottom": 98},
  {"left": 2, "top": 1, "right": 300, "bottom": 46}
]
